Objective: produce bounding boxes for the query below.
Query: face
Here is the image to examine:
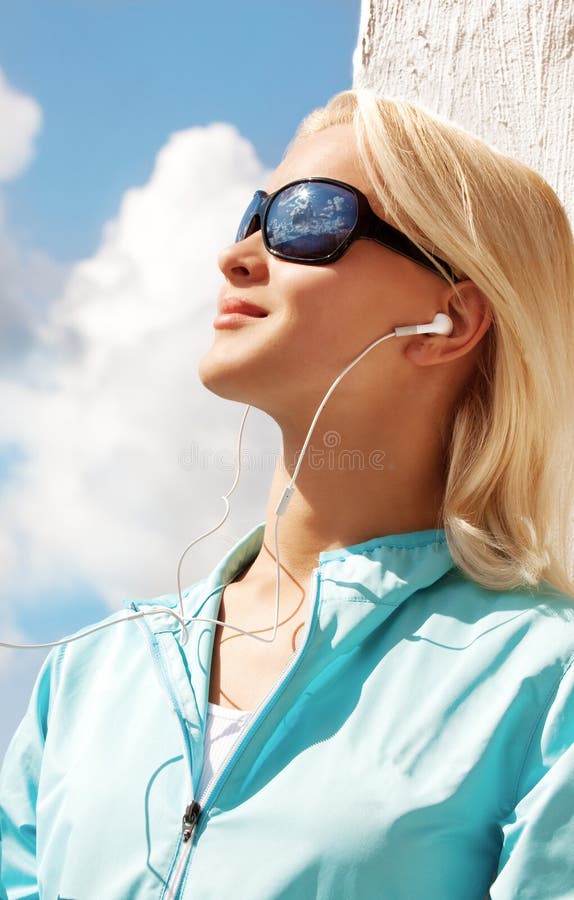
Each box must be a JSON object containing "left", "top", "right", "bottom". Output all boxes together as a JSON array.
[{"left": 198, "top": 123, "right": 449, "bottom": 424}]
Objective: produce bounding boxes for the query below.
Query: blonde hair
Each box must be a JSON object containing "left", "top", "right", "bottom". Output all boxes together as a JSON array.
[{"left": 293, "top": 89, "right": 574, "bottom": 597}]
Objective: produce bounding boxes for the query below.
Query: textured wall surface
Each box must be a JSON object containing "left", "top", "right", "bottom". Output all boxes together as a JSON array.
[{"left": 353, "top": 0, "right": 574, "bottom": 221}]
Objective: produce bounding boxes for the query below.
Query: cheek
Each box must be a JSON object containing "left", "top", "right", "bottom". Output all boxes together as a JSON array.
[
  {"left": 276, "top": 300, "right": 351, "bottom": 375},
  {"left": 273, "top": 266, "right": 363, "bottom": 350},
  {"left": 290, "top": 282, "right": 388, "bottom": 364}
]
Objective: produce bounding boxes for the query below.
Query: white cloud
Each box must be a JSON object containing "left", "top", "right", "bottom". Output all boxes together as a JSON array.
[
  {"left": 0, "top": 229, "right": 71, "bottom": 371},
  {"left": 0, "top": 66, "right": 284, "bottom": 762},
  {"left": 0, "top": 66, "right": 69, "bottom": 370},
  {"left": 0, "top": 119, "right": 279, "bottom": 620},
  {"left": 0, "top": 66, "right": 42, "bottom": 182}
]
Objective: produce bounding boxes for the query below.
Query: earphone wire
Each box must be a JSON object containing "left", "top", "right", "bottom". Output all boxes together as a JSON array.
[
  {"left": 0, "top": 402, "right": 278, "bottom": 650},
  {"left": 174, "top": 403, "right": 283, "bottom": 647},
  {"left": 1, "top": 317, "right": 450, "bottom": 651},
  {"left": 178, "top": 330, "right": 398, "bottom": 646}
]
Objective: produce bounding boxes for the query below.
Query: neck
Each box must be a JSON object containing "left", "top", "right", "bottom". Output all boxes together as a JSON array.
[{"left": 237, "top": 408, "right": 447, "bottom": 601}]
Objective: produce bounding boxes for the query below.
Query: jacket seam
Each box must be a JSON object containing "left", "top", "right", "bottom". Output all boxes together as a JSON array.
[
  {"left": 131, "top": 615, "right": 189, "bottom": 900},
  {"left": 323, "top": 594, "right": 401, "bottom": 606},
  {"left": 321, "top": 539, "right": 447, "bottom": 563},
  {"left": 53, "top": 642, "right": 67, "bottom": 680},
  {"left": 46, "top": 643, "right": 68, "bottom": 732},
  {"left": 509, "top": 650, "right": 574, "bottom": 810}
]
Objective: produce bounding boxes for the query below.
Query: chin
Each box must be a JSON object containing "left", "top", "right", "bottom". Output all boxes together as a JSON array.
[{"left": 197, "top": 346, "right": 258, "bottom": 405}]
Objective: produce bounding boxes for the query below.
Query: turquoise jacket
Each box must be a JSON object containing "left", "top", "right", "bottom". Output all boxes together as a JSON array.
[{"left": 1, "top": 522, "right": 574, "bottom": 899}]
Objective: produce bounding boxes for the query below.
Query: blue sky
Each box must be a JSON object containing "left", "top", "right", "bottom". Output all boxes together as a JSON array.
[
  {"left": 1, "top": 0, "right": 359, "bottom": 261},
  {"left": 0, "top": 0, "right": 360, "bottom": 760}
]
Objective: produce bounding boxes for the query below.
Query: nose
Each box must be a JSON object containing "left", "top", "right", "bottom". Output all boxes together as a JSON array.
[{"left": 217, "top": 232, "right": 269, "bottom": 284}]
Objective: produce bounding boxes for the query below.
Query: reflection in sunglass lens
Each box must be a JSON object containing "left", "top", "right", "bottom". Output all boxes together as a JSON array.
[{"left": 266, "top": 182, "right": 358, "bottom": 260}]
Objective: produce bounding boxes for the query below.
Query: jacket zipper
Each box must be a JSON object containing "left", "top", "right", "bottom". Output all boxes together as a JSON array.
[
  {"left": 164, "top": 567, "right": 321, "bottom": 900},
  {"left": 133, "top": 613, "right": 195, "bottom": 813},
  {"left": 132, "top": 612, "right": 197, "bottom": 900}
]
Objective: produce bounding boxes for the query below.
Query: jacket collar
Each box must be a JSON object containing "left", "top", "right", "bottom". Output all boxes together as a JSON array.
[
  {"left": 198, "top": 520, "right": 453, "bottom": 601},
  {"left": 136, "top": 519, "right": 455, "bottom": 628},
  {"left": 181, "top": 519, "right": 455, "bottom": 672},
  {"left": 128, "top": 521, "right": 456, "bottom": 794}
]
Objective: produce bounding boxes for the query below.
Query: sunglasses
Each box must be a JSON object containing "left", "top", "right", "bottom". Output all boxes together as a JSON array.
[{"left": 235, "top": 176, "right": 459, "bottom": 281}]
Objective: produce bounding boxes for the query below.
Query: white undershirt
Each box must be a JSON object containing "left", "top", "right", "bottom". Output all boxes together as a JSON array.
[{"left": 195, "top": 701, "right": 254, "bottom": 801}]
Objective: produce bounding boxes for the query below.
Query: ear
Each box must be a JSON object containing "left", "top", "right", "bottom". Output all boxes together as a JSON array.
[{"left": 405, "top": 280, "right": 492, "bottom": 368}]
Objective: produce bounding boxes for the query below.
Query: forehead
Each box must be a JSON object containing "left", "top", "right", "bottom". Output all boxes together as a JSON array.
[{"left": 265, "top": 124, "right": 373, "bottom": 200}]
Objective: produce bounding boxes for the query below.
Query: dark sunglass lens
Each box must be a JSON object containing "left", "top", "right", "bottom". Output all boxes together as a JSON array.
[
  {"left": 266, "top": 182, "right": 358, "bottom": 260},
  {"left": 235, "top": 192, "right": 264, "bottom": 242}
]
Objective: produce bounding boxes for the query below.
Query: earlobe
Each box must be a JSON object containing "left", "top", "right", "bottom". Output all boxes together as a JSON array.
[{"left": 405, "top": 282, "right": 492, "bottom": 368}]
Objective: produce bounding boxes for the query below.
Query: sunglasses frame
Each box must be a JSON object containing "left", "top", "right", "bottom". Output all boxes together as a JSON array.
[{"left": 236, "top": 176, "right": 460, "bottom": 282}]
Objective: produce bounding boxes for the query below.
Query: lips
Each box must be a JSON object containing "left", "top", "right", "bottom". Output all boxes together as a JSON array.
[{"left": 218, "top": 298, "right": 268, "bottom": 317}]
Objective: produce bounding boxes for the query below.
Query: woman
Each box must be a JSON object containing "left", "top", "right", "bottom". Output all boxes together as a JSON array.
[{"left": 1, "top": 89, "right": 574, "bottom": 899}]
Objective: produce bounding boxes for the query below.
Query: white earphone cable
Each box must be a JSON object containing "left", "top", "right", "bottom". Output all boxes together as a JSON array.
[{"left": 1, "top": 314, "right": 451, "bottom": 651}]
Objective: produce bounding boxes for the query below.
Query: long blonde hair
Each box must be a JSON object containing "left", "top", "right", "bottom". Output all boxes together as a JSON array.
[{"left": 293, "top": 89, "right": 574, "bottom": 596}]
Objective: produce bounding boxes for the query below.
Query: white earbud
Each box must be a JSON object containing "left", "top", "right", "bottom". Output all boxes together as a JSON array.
[{"left": 394, "top": 312, "right": 453, "bottom": 337}]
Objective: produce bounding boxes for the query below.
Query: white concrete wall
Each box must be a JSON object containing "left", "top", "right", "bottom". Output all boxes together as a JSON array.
[{"left": 353, "top": 0, "right": 573, "bottom": 222}]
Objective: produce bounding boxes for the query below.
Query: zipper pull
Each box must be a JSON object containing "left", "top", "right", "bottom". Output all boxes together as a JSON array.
[{"left": 182, "top": 800, "right": 201, "bottom": 842}]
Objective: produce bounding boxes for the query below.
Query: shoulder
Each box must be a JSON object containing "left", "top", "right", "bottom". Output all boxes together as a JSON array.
[
  {"left": 423, "top": 567, "right": 574, "bottom": 673},
  {"left": 38, "top": 576, "right": 210, "bottom": 708}
]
